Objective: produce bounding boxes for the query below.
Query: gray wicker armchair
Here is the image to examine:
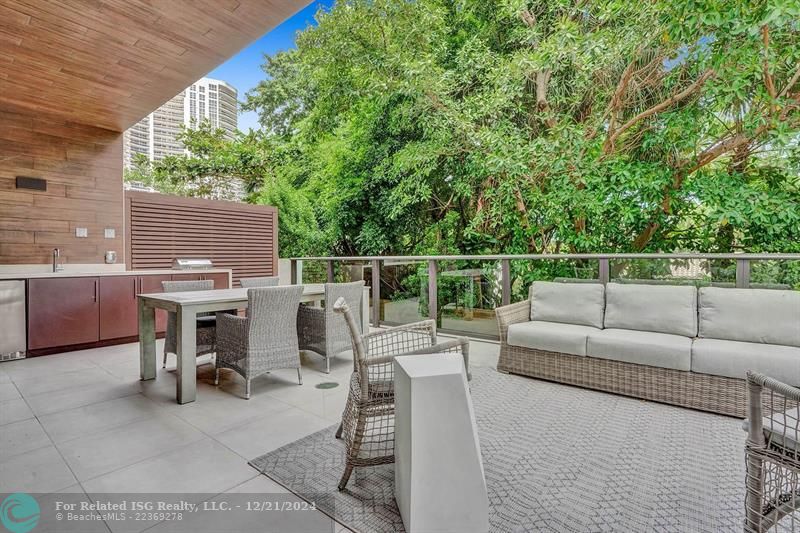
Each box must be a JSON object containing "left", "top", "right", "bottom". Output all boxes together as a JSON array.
[
  {"left": 745, "top": 372, "right": 800, "bottom": 532},
  {"left": 162, "top": 280, "right": 217, "bottom": 368},
  {"left": 240, "top": 276, "right": 280, "bottom": 288},
  {"left": 332, "top": 296, "right": 470, "bottom": 491},
  {"left": 214, "top": 285, "right": 304, "bottom": 399},
  {"left": 297, "top": 281, "right": 364, "bottom": 373}
]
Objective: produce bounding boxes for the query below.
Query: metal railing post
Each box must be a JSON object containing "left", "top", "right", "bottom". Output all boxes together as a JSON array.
[
  {"left": 599, "top": 258, "right": 610, "bottom": 285},
  {"left": 736, "top": 259, "right": 751, "bottom": 288},
  {"left": 371, "top": 259, "right": 381, "bottom": 327},
  {"left": 428, "top": 260, "right": 438, "bottom": 323},
  {"left": 290, "top": 259, "right": 298, "bottom": 285},
  {"left": 326, "top": 260, "right": 334, "bottom": 283},
  {"left": 501, "top": 259, "right": 511, "bottom": 306}
]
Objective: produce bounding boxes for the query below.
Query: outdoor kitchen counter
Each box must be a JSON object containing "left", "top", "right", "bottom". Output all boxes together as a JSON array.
[
  {"left": 0, "top": 268, "right": 232, "bottom": 280},
  {"left": 15, "top": 269, "right": 234, "bottom": 356}
]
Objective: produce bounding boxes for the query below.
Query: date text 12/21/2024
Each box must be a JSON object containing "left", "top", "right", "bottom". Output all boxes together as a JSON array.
[{"left": 55, "top": 500, "right": 318, "bottom": 513}]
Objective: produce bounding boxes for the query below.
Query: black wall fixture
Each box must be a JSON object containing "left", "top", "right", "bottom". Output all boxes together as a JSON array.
[{"left": 15, "top": 176, "right": 47, "bottom": 191}]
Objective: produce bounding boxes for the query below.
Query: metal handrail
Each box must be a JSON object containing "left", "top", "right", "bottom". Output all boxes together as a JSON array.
[{"left": 288, "top": 253, "right": 800, "bottom": 337}]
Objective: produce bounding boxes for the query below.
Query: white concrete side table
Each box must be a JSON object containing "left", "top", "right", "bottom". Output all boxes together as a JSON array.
[{"left": 394, "top": 353, "right": 489, "bottom": 533}]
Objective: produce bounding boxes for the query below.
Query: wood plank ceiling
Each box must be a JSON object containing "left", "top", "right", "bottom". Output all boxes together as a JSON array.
[{"left": 0, "top": 0, "right": 309, "bottom": 132}]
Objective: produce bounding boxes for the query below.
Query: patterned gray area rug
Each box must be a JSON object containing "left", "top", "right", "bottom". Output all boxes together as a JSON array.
[{"left": 250, "top": 368, "right": 745, "bottom": 532}]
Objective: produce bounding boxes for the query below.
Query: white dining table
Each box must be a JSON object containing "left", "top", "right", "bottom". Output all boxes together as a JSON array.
[{"left": 138, "top": 283, "right": 370, "bottom": 404}]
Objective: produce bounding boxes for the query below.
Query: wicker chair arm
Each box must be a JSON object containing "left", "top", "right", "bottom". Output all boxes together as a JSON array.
[
  {"left": 747, "top": 371, "right": 800, "bottom": 402},
  {"left": 362, "top": 319, "right": 436, "bottom": 341},
  {"left": 410, "top": 336, "right": 471, "bottom": 380},
  {"left": 745, "top": 371, "right": 800, "bottom": 456},
  {"left": 495, "top": 299, "right": 531, "bottom": 341},
  {"left": 215, "top": 312, "right": 248, "bottom": 364},
  {"left": 362, "top": 320, "right": 438, "bottom": 359},
  {"left": 364, "top": 336, "right": 471, "bottom": 378}
]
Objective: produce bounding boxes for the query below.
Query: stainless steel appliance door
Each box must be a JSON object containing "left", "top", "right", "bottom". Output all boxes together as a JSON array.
[{"left": 0, "top": 280, "right": 26, "bottom": 355}]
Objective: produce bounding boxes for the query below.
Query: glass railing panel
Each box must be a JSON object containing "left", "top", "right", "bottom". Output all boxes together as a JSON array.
[
  {"left": 379, "top": 260, "right": 428, "bottom": 326},
  {"left": 332, "top": 261, "right": 369, "bottom": 283},
  {"left": 436, "top": 260, "right": 502, "bottom": 337},
  {"left": 332, "top": 261, "right": 374, "bottom": 323},
  {"left": 298, "top": 260, "right": 328, "bottom": 284},
  {"left": 508, "top": 258, "right": 600, "bottom": 302},
  {"left": 610, "top": 258, "right": 713, "bottom": 286},
  {"left": 750, "top": 260, "right": 800, "bottom": 291},
  {"left": 706, "top": 259, "right": 737, "bottom": 287}
]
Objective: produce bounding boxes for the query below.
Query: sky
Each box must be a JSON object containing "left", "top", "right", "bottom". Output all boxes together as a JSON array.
[{"left": 208, "top": 0, "right": 336, "bottom": 132}]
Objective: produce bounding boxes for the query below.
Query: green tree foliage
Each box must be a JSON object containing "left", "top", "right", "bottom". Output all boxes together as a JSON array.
[
  {"left": 242, "top": 0, "right": 800, "bottom": 255},
  {"left": 124, "top": 121, "right": 271, "bottom": 199}
]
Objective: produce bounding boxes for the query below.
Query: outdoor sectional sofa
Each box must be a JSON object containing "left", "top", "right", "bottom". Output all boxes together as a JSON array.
[{"left": 496, "top": 281, "right": 800, "bottom": 417}]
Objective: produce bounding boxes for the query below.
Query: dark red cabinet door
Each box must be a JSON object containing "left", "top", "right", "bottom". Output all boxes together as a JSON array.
[
  {"left": 28, "top": 277, "right": 100, "bottom": 350},
  {"left": 99, "top": 276, "right": 138, "bottom": 340},
  {"left": 201, "top": 272, "right": 229, "bottom": 289},
  {"left": 139, "top": 274, "right": 172, "bottom": 333}
]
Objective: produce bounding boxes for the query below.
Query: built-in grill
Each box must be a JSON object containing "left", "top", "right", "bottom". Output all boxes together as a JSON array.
[{"left": 172, "top": 258, "right": 213, "bottom": 270}]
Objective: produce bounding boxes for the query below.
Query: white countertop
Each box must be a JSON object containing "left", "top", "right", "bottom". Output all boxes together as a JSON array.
[{"left": 0, "top": 268, "right": 232, "bottom": 281}]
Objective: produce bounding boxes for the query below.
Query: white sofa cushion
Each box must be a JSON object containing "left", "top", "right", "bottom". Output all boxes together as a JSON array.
[
  {"left": 529, "top": 281, "right": 605, "bottom": 329},
  {"left": 587, "top": 328, "right": 692, "bottom": 371},
  {"left": 604, "top": 283, "right": 697, "bottom": 337},
  {"left": 698, "top": 287, "right": 800, "bottom": 347},
  {"left": 507, "top": 321, "right": 600, "bottom": 356},
  {"left": 691, "top": 338, "right": 800, "bottom": 386}
]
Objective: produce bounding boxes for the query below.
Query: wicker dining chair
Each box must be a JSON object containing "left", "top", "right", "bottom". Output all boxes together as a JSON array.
[
  {"left": 332, "top": 296, "right": 470, "bottom": 491},
  {"left": 297, "top": 280, "right": 365, "bottom": 373},
  {"left": 240, "top": 276, "right": 280, "bottom": 288},
  {"left": 745, "top": 372, "right": 800, "bottom": 532},
  {"left": 214, "top": 285, "right": 304, "bottom": 399},
  {"left": 162, "top": 280, "right": 217, "bottom": 368}
]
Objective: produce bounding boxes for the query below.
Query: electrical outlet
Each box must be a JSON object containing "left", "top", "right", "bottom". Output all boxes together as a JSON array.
[
  {"left": 104, "top": 228, "right": 116, "bottom": 239},
  {"left": 75, "top": 227, "right": 88, "bottom": 238}
]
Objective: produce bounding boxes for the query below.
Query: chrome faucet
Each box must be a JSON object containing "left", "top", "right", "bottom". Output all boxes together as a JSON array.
[{"left": 52, "top": 248, "right": 64, "bottom": 272}]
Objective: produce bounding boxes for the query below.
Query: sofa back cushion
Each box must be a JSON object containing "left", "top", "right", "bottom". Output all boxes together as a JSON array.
[
  {"left": 529, "top": 281, "right": 605, "bottom": 329},
  {"left": 604, "top": 283, "right": 697, "bottom": 337},
  {"left": 699, "top": 287, "right": 800, "bottom": 347}
]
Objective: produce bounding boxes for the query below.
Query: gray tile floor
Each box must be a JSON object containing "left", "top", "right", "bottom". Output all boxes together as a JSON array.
[{"left": 0, "top": 334, "right": 499, "bottom": 532}]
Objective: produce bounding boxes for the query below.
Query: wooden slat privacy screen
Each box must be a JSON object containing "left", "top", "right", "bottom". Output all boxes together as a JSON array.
[{"left": 125, "top": 191, "right": 277, "bottom": 286}]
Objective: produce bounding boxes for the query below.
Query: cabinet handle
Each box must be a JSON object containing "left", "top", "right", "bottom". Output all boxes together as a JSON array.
[
  {"left": 94, "top": 280, "right": 98, "bottom": 302},
  {"left": 133, "top": 277, "right": 137, "bottom": 297}
]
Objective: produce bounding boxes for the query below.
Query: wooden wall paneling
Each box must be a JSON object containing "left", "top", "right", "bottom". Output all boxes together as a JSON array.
[
  {"left": 126, "top": 191, "right": 278, "bottom": 287},
  {"left": 0, "top": 109, "right": 124, "bottom": 265}
]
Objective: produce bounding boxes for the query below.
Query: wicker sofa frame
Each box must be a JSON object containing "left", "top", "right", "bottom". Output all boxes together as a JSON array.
[{"left": 496, "top": 298, "right": 750, "bottom": 418}]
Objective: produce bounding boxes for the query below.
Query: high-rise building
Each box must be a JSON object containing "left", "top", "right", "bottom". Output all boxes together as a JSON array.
[{"left": 123, "top": 77, "right": 237, "bottom": 167}]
